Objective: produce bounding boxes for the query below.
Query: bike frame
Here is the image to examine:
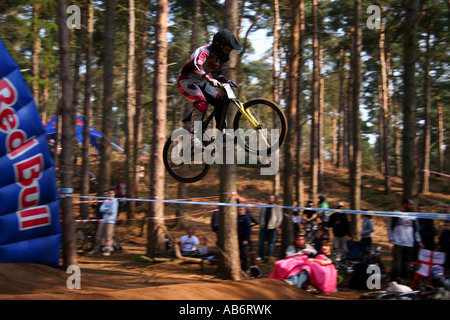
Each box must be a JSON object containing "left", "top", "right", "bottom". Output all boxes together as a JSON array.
[
  {"left": 207, "top": 83, "right": 262, "bottom": 133},
  {"left": 197, "top": 83, "right": 264, "bottom": 138}
]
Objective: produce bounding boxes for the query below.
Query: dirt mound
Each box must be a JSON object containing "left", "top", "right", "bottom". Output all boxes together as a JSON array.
[{"left": 0, "top": 263, "right": 319, "bottom": 300}]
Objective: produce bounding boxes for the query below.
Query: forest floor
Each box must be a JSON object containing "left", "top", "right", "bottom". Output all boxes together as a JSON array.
[{"left": 0, "top": 160, "right": 449, "bottom": 302}]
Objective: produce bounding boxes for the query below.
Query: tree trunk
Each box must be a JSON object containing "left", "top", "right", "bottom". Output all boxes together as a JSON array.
[
  {"left": 273, "top": 0, "right": 281, "bottom": 198},
  {"left": 125, "top": 0, "right": 137, "bottom": 221},
  {"left": 174, "top": 0, "right": 201, "bottom": 230},
  {"left": 337, "top": 46, "right": 346, "bottom": 168},
  {"left": 281, "top": 0, "right": 300, "bottom": 258},
  {"left": 147, "top": 0, "right": 168, "bottom": 257},
  {"left": 436, "top": 95, "right": 444, "bottom": 173},
  {"left": 81, "top": 0, "right": 94, "bottom": 218},
  {"left": 349, "top": 0, "right": 362, "bottom": 239},
  {"left": 420, "top": 14, "right": 432, "bottom": 194},
  {"left": 134, "top": 0, "right": 151, "bottom": 200},
  {"left": 379, "top": 21, "right": 391, "bottom": 194},
  {"left": 318, "top": 7, "right": 324, "bottom": 192},
  {"left": 98, "top": 0, "right": 116, "bottom": 195},
  {"left": 32, "top": 3, "right": 41, "bottom": 120},
  {"left": 402, "top": 0, "right": 419, "bottom": 199},
  {"left": 58, "top": 0, "right": 77, "bottom": 267},
  {"left": 296, "top": 0, "right": 305, "bottom": 207},
  {"left": 310, "top": 0, "right": 320, "bottom": 201},
  {"left": 392, "top": 81, "right": 401, "bottom": 177},
  {"left": 217, "top": 0, "right": 241, "bottom": 280}
]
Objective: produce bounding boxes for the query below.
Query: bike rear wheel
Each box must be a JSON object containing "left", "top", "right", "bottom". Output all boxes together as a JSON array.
[
  {"left": 233, "top": 99, "right": 287, "bottom": 155},
  {"left": 163, "top": 135, "right": 210, "bottom": 183}
]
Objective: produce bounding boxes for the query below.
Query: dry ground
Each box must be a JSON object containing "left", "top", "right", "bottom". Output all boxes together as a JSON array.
[{"left": 0, "top": 163, "right": 448, "bottom": 302}]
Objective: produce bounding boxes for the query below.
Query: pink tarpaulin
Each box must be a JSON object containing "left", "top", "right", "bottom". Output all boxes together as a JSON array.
[{"left": 268, "top": 254, "right": 337, "bottom": 294}]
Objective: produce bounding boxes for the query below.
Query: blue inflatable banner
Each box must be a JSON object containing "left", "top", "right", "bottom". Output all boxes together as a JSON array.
[{"left": 0, "top": 38, "right": 61, "bottom": 267}]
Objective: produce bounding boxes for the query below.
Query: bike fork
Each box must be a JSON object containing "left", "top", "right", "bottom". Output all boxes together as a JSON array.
[{"left": 234, "top": 100, "right": 261, "bottom": 129}]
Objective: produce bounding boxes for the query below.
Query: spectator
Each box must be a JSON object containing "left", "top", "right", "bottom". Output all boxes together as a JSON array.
[
  {"left": 210, "top": 207, "right": 220, "bottom": 234},
  {"left": 318, "top": 195, "right": 330, "bottom": 237},
  {"left": 329, "top": 202, "right": 350, "bottom": 252},
  {"left": 237, "top": 206, "right": 252, "bottom": 271},
  {"left": 270, "top": 241, "right": 337, "bottom": 294},
  {"left": 237, "top": 198, "right": 258, "bottom": 252},
  {"left": 388, "top": 198, "right": 424, "bottom": 284},
  {"left": 179, "top": 227, "right": 201, "bottom": 257},
  {"left": 360, "top": 214, "right": 374, "bottom": 251},
  {"left": 285, "top": 234, "right": 317, "bottom": 258},
  {"left": 417, "top": 204, "right": 436, "bottom": 250},
  {"left": 302, "top": 200, "right": 317, "bottom": 225},
  {"left": 442, "top": 203, "right": 450, "bottom": 214},
  {"left": 257, "top": 195, "right": 283, "bottom": 261},
  {"left": 302, "top": 200, "right": 318, "bottom": 240},
  {"left": 114, "top": 181, "right": 126, "bottom": 211},
  {"left": 313, "top": 222, "right": 327, "bottom": 253},
  {"left": 437, "top": 220, "right": 450, "bottom": 272},
  {"left": 89, "top": 189, "right": 119, "bottom": 256},
  {"left": 292, "top": 200, "right": 301, "bottom": 237}
]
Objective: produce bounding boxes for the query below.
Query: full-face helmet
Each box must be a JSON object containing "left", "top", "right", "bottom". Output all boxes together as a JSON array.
[{"left": 212, "top": 29, "right": 241, "bottom": 62}]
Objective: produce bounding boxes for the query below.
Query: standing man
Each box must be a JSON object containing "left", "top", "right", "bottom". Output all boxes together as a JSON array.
[
  {"left": 317, "top": 195, "right": 330, "bottom": 238},
  {"left": 360, "top": 214, "right": 374, "bottom": 251},
  {"left": 417, "top": 204, "right": 436, "bottom": 250},
  {"left": 237, "top": 206, "right": 252, "bottom": 271},
  {"left": 329, "top": 201, "right": 350, "bottom": 253},
  {"left": 257, "top": 195, "right": 283, "bottom": 262},
  {"left": 89, "top": 189, "right": 119, "bottom": 256},
  {"left": 388, "top": 198, "right": 424, "bottom": 284}
]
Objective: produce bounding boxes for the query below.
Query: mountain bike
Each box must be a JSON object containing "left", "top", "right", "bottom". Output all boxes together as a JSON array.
[{"left": 163, "top": 83, "right": 288, "bottom": 183}]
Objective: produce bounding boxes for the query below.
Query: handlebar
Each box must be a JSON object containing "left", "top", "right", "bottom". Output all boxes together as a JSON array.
[
  {"left": 217, "top": 82, "right": 237, "bottom": 99},
  {"left": 215, "top": 81, "right": 237, "bottom": 89}
]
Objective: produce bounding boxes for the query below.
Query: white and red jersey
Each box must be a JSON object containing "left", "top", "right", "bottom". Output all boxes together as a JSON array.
[{"left": 179, "top": 44, "right": 227, "bottom": 83}]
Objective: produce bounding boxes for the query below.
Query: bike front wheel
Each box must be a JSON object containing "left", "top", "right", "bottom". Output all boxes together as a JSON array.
[
  {"left": 163, "top": 135, "right": 210, "bottom": 183},
  {"left": 233, "top": 99, "right": 287, "bottom": 155}
]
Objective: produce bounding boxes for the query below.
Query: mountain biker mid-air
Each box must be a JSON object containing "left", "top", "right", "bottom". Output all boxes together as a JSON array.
[{"left": 177, "top": 29, "right": 241, "bottom": 148}]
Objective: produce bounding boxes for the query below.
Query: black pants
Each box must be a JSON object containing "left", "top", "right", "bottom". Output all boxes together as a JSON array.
[
  {"left": 239, "top": 237, "right": 249, "bottom": 271},
  {"left": 391, "top": 245, "right": 414, "bottom": 281}
]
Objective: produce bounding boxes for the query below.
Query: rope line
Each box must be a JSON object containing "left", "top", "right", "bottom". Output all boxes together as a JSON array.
[{"left": 67, "top": 193, "right": 450, "bottom": 221}]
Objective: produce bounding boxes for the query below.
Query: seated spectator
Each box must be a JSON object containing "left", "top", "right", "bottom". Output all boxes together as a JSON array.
[
  {"left": 179, "top": 227, "right": 201, "bottom": 257},
  {"left": 179, "top": 227, "right": 216, "bottom": 263},
  {"left": 285, "top": 234, "right": 317, "bottom": 258},
  {"left": 269, "top": 241, "right": 337, "bottom": 294}
]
